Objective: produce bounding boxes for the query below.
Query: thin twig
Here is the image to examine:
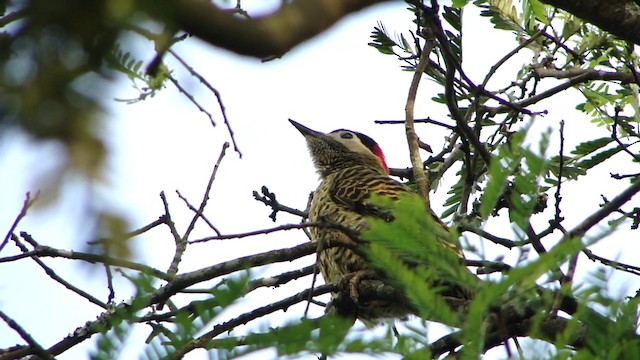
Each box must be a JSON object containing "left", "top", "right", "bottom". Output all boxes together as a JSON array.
[
  {"left": 417, "top": 3, "right": 492, "bottom": 165},
  {"left": 0, "top": 191, "right": 39, "bottom": 253},
  {"left": 375, "top": 118, "right": 456, "bottom": 130},
  {"left": 167, "top": 76, "right": 218, "bottom": 126},
  {"left": 159, "top": 192, "right": 181, "bottom": 243},
  {"left": 104, "top": 263, "right": 116, "bottom": 304},
  {"left": 253, "top": 185, "right": 308, "bottom": 221},
  {"left": 190, "top": 223, "right": 324, "bottom": 243},
  {"left": 0, "top": 309, "right": 53, "bottom": 360},
  {"left": 160, "top": 191, "right": 182, "bottom": 276},
  {"left": 87, "top": 215, "right": 168, "bottom": 245},
  {"left": 481, "top": 30, "right": 545, "bottom": 88},
  {"left": 176, "top": 190, "right": 221, "bottom": 235},
  {"left": 458, "top": 224, "right": 516, "bottom": 249},
  {"left": 582, "top": 249, "right": 640, "bottom": 276},
  {"left": 145, "top": 265, "right": 319, "bottom": 323},
  {"left": 167, "top": 142, "right": 229, "bottom": 277},
  {"left": 11, "top": 233, "right": 108, "bottom": 309},
  {"left": 488, "top": 69, "right": 637, "bottom": 115},
  {"left": 169, "top": 49, "right": 242, "bottom": 157},
  {"left": 182, "top": 141, "right": 229, "bottom": 240},
  {"left": 553, "top": 120, "right": 566, "bottom": 226},
  {"left": 612, "top": 108, "right": 640, "bottom": 162},
  {"left": 0, "top": 243, "right": 170, "bottom": 280}
]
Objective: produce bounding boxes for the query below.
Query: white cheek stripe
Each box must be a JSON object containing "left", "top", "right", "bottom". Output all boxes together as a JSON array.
[{"left": 329, "top": 133, "right": 375, "bottom": 157}]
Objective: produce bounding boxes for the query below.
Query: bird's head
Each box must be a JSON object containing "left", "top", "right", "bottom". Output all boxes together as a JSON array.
[{"left": 289, "top": 119, "right": 389, "bottom": 177}]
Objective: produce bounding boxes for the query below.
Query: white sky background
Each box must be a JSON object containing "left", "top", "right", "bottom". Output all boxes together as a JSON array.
[{"left": 1, "top": 1, "right": 639, "bottom": 359}]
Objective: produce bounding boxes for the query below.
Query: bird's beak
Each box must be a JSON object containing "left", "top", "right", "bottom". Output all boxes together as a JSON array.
[{"left": 289, "top": 119, "right": 324, "bottom": 138}]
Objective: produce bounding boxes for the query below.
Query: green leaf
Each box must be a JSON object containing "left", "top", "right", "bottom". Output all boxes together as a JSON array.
[
  {"left": 571, "top": 137, "right": 614, "bottom": 156},
  {"left": 577, "top": 145, "right": 624, "bottom": 170},
  {"left": 441, "top": 167, "right": 467, "bottom": 219},
  {"left": 452, "top": 0, "right": 470, "bottom": 7},
  {"left": 479, "top": 131, "right": 525, "bottom": 219},
  {"left": 478, "top": 0, "right": 524, "bottom": 33},
  {"left": 443, "top": 6, "right": 462, "bottom": 32},
  {"left": 463, "top": 235, "right": 584, "bottom": 356},
  {"left": 523, "top": 0, "right": 548, "bottom": 26},
  {"left": 361, "top": 193, "right": 478, "bottom": 327},
  {"left": 368, "top": 22, "right": 398, "bottom": 55}
]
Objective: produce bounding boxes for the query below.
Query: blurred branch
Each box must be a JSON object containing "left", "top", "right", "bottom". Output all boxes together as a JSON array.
[
  {"left": 167, "top": 75, "right": 218, "bottom": 126},
  {"left": 541, "top": 0, "right": 640, "bottom": 45},
  {"left": 169, "top": 51, "right": 242, "bottom": 156},
  {"left": 147, "top": 0, "right": 389, "bottom": 58},
  {"left": 0, "top": 10, "right": 27, "bottom": 27},
  {"left": 0, "top": 191, "right": 38, "bottom": 253}
]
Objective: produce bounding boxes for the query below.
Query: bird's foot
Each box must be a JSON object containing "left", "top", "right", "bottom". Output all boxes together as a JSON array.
[{"left": 344, "top": 270, "right": 378, "bottom": 305}]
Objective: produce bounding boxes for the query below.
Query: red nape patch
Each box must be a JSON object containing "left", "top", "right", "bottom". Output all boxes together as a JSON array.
[{"left": 373, "top": 145, "right": 389, "bottom": 174}]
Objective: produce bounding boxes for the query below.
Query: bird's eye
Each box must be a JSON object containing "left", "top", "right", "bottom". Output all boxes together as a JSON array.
[{"left": 340, "top": 132, "right": 354, "bottom": 139}]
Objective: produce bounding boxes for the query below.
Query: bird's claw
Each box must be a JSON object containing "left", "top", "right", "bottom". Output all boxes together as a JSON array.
[{"left": 344, "top": 270, "right": 377, "bottom": 305}]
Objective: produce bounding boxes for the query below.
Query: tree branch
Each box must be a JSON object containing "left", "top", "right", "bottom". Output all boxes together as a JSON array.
[
  {"left": 541, "top": 0, "right": 640, "bottom": 45},
  {"left": 405, "top": 35, "right": 436, "bottom": 206},
  {"left": 0, "top": 309, "right": 53, "bottom": 360},
  {"left": 146, "top": 0, "right": 389, "bottom": 58},
  {"left": 0, "top": 191, "right": 38, "bottom": 253}
]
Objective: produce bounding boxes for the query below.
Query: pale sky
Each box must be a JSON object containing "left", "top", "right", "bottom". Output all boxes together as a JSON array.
[{"left": 1, "top": 2, "right": 638, "bottom": 359}]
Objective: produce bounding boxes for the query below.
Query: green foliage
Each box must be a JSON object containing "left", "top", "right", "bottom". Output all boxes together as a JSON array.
[
  {"left": 143, "top": 272, "right": 251, "bottom": 359},
  {"left": 357, "top": 192, "right": 624, "bottom": 358},
  {"left": 479, "top": 129, "right": 525, "bottom": 218},
  {"left": 368, "top": 22, "right": 416, "bottom": 60},
  {"left": 362, "top": 194, "right": 476, "bottom": 317},
  {"left": 106, "top": 43, "right": 170, "bottom": 103},
  {"left": 476, "top": 0, "right": 524, "bottom": 34},
  {"left": 441, "top": 172, "right": 464, "bottom": 219},
  {"left": 442, "top": 6, "right": 463, "bottom": 64},
  {"left": 107, "top": 44, "right": 145, "bottom": 81},
  {"left": 523, "top": 0, "right": 548, "bottom": 27},
  {"left": 90, "top": 321, "right": 132, "bottom": 360},
  {"left": 546, "top": 136, "right": 625, "bottom": 187},
  {"left": 90, "top": 274, "right": 156, "bottom": 360}
]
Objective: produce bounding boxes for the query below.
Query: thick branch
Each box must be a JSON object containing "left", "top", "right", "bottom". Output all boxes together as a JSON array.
[
  {"left": 146, "top": 0, "right": 388, "bottom": 58},
  {"left": 541, "top": 0, "right": 640, "bottom": 45}
]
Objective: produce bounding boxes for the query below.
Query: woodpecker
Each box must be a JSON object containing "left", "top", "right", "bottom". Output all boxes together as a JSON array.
[{"left": 290, "top": 119, "right": 471, "bottom": 321}]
